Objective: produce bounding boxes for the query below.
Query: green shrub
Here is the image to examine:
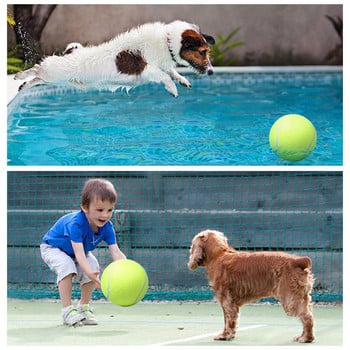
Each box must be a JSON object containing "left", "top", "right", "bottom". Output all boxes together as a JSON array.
[{"left": 211, "top": 28, "right": 244, "bottom": 66}]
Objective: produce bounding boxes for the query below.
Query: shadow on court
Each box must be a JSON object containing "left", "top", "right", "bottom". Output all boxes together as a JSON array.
[{"left": 7, "top": 300, "right": 342, "bottom": 346}]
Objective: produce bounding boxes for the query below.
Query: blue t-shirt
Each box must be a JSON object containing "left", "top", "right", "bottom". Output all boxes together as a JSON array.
[{"left": 42, "top": 210, "right": 117, "bottom": 257}]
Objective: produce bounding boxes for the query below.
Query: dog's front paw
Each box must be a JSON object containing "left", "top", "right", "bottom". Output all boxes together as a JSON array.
[
  {"left": 178, "top": 76, "right": 191, "bottom": 88},
  {"left": 170, "top": 69, "right": 191, "bottom": 89},
  {"left": 214, "top": 332, "right": 235, "bottom": 341},
  {"left": 164, "top": 81, "right": 179, "bottom": 97}
]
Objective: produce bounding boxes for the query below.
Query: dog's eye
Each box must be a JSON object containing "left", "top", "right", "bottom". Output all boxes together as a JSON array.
[{"left": 199, "top": 49, "right": 207, "bottom": 57}]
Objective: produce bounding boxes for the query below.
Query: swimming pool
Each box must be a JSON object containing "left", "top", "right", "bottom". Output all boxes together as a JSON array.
[{"left": 7, "top": 67, "right": 342, "bottom": 166}]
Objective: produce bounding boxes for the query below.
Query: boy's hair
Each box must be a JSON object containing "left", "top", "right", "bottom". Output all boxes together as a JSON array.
[{"left": 81, "top": 178, "right": 117, "bottom": 208}]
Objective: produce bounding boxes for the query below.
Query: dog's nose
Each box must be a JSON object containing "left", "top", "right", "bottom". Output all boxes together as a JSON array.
[{"left": 208, "top": 69, "right": 213, "bottom": 75}]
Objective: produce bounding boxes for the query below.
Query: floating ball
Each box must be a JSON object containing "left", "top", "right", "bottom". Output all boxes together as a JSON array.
[
  {"left": 101, "top": 259, "right": 148, "bottom": 307},
  {"left": 269, "top": 114, "right": 317, "bottom": 162}
]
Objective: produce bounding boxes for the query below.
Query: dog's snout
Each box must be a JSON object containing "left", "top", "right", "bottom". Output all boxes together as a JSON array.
[{"left": 208, "top": 69, "right": 214, "bottom": 75}]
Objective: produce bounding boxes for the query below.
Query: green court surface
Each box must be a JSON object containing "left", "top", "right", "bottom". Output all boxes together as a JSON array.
[{"left": 7, "top": 300, "right": 342, "bottom": 346}]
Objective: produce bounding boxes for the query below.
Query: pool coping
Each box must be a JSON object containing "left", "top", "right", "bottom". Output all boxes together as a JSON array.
[{"left": 7, "top": 65, "right": 342, "bottom": 104}]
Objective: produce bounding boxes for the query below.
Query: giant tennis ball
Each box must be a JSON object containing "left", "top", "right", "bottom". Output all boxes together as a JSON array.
[
  {"left": 101, "top": 259, "right": 148, "bottom": 307},
  {"left": 269, "top": 114, "right": 317, "bottom": 162}
]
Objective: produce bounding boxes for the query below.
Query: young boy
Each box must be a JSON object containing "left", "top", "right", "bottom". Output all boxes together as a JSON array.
[{"left": 40, "top": 178, "right": 126, "bottom": 326}]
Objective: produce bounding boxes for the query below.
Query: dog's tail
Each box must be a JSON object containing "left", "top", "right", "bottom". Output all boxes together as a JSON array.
[{"left": 293, "top": 256, "right": 312, "bottom": 270}]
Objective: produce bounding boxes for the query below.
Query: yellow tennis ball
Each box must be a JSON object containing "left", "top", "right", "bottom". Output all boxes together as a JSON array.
[
  {"left": 101, "top": 259, "right": 148, "bottom": 307},
  {"left": 269, "top": 114, "right": 317, "bottom": 162}
]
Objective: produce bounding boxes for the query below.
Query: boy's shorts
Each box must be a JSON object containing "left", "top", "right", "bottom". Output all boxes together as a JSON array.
[{"left": 40, "top": 243, "right": 99, "bottom": 285}]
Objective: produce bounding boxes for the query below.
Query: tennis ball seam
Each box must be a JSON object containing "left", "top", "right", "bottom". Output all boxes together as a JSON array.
[
  {"left": 273, "top": 120, "right": 281, "bottom": 151},
  {"left": 132, "top": 272, "right": 148, "bottom": 305},
  {"left": 106, "top": 265, "right": 113, "bottom": 301},
  {"left": 305, "top": 129, "right": 317, "bottom": 155}
]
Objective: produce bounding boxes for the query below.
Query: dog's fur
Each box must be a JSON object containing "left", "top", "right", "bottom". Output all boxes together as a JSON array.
[
  {"left": 188, "top": 229, "right": 315, "bottom": 343},
  {"left": 14, "top": 21, "right": 215, "bottom": 97}
]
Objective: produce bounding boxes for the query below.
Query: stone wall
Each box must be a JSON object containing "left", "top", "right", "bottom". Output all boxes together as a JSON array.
[{"left": 8, "top": 4, "right": 342, "bottom": 65}]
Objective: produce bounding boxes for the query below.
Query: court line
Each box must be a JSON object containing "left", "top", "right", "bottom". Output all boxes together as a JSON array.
[{"left": 147, "top": 324, "right": 265, "bottom": 346}]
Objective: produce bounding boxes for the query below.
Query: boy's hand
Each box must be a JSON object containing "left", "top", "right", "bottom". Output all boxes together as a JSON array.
[
  {"left": 71, "top": 241, "right": 101, "bottom": 289},
  {"left": 89, "top": 271, "right": 101, "bottom": 289}
]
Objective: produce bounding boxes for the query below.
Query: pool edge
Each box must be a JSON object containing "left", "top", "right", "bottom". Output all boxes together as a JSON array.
[{"left": 7, "top": 66, "right": 342, "bottom": 105}]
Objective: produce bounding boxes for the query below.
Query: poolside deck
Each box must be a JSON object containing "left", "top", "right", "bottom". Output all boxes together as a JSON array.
[{"left": 7, "top": 74, "right": 21, "bottom": 103}]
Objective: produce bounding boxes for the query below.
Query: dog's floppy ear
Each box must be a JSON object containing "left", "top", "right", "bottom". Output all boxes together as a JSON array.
[
  {"left": 188, "top": 233, "right": 207, "bottom": 270},
  {"left": 293, "top": 256, "right": 312, "bottom": 270},
  {"left": 182, "top": 34, "right": 203, "bottom": 50},
  {"left": 202, "top": 33, "right": 215, "bottom": 45},
  {"left": 198, "top": 231, "right": 209, "bottom": 241}
]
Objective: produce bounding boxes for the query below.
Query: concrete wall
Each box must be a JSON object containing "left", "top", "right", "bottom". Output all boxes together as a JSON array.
[{"left": 8, "top": 4, "right": 342, "bottom": 65}]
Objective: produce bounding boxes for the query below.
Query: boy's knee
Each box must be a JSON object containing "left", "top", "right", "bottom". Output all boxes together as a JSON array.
[{"left": 57, "top": 272, "right": 76, "bottom": 285}]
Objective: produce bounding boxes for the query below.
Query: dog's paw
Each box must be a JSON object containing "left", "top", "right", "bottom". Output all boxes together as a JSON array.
[
  {"left": 170, "top": 70, "right": 191, "bottom": 89},
  {"left": 293, "top": 334, "right": 315, "bottom": 343},
  {"left": 18, "top": 82, "right": 29, "bottom": 91},
  {"left": 178, "top": 76, "right": 192, "bottom": 88},
  {"left": 14, "top": 64, "right": 39, "bottom": 80},
  {"left": 164, "top": 81, "right": 179, "bottom": 97},
  {"left": 14, "top": 71, "right": 24, "bottom": 80},
  {"left": 214, "top": 332, "right": 235, "bottom": 341}
]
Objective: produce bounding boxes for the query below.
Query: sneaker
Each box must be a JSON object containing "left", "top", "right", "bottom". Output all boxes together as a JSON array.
[
  {"left": 62, "top": 305, "right": 85, "bottom": 326},
  {"left": 77, "top": 304, "right": 98, "bottom": 325}
]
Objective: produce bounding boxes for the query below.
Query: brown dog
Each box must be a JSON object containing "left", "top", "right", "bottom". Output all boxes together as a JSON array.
[{"left": 188, "top": 229, "right": 315, "bottom": 343}]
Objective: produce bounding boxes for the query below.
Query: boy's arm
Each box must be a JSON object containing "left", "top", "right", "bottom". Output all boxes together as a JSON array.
[
  {"left": 71, "top": 240, "right": 101, "bottom": 289},
  {"left": 108, "top": 243, "right": 126, "bottom": 261}
]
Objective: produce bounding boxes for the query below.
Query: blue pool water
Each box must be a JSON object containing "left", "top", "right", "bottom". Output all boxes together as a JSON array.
[{"left": 8, "top": 68, "right": 342, "bottom": 166}]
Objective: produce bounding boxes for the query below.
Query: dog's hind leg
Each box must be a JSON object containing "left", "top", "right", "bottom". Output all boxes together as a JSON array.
[
  {"left": 293, "top": 296, "right": 315, "bottom": 343},
  {"left": 281, "top": 293, "right": 315, "bottom": 343},
  {"left": 18, "top": 77, "right": 45, "bottom": 91},
  {"left": 294, "top": 311, "right": 315, "bottom": 343},
  {"left": 214, "top": 294, "right": 240, "bottom": 341},
  {"left": 14, "top": 64, "right": 40, "bottom": 80}
]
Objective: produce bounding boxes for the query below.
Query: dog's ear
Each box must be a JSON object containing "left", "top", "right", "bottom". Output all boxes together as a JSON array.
[
  {"left": 293, "top": 256, "right": 312, "bottom": 270},
  {"left": 202, "top": 33, "right": 215, "bottom": 45},
  {"left": 182, "top": 34, "right": 203, "bottom": 50},
  {"left": 188, "top": 234, "right": 207, "bottom": 270},
  {"left": 198, "top": 232, "right": 209, "bottom": 241}
]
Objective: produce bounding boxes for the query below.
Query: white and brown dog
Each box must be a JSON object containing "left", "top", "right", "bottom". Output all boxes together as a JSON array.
[
  {"left": 188, "top": 230, "right": 315, "bottom": 343},
  {"left": 14, "top": 20, "right": 215, "bottom": 97}
]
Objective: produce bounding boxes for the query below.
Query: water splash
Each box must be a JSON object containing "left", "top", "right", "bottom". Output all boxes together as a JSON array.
[
  {"left": 8, "top": 9, "right": 41, "bottom": 66},
  {"left": 14, "top": 21, "right": 42, "bottom": 65}
]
